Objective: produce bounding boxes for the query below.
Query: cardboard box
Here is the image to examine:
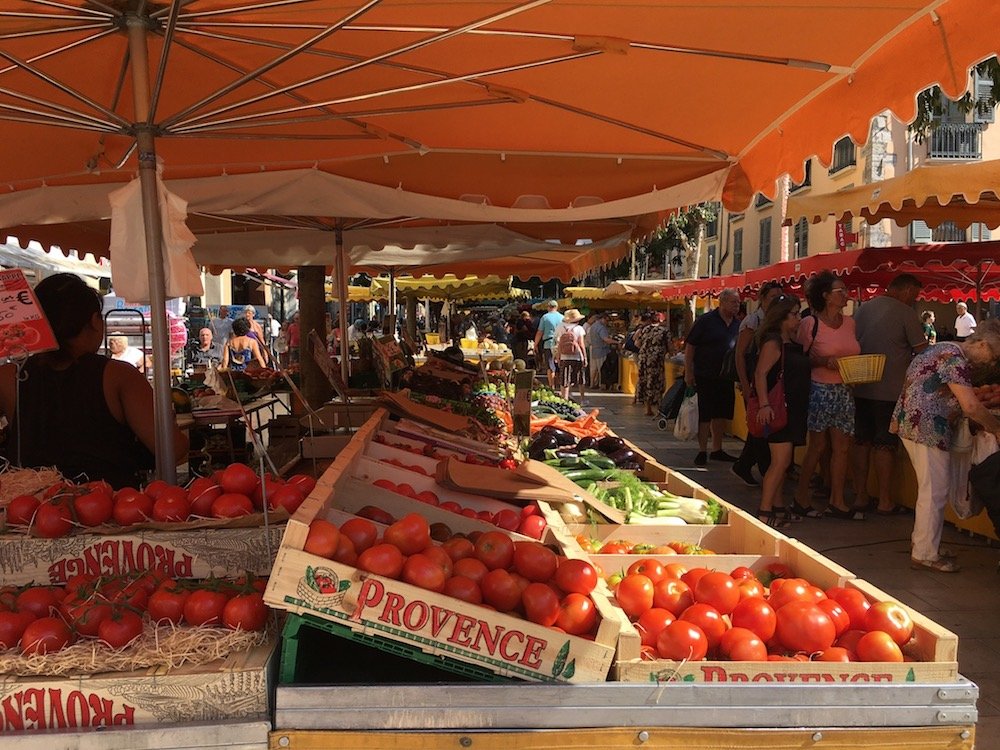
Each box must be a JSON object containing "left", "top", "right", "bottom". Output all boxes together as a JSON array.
[
  {"left": 0, "top": 639, "right": 277, "bottom": 733},
  {"left": 0, "top": 525, "right": 285, "bottom": 586}
]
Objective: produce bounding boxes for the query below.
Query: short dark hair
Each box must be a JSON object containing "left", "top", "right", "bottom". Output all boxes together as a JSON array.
[
  {"left": 888, "top": 273, "right": 922, "bottom": 292},
  {"left": 759, "top": 281, "right": 783, "bottom": 298},
  {"left": 34, "top": 273, "right": 100, "bottom": 349},
  {"left": 232, "top": 318, "right": 250, "bottom": 336},
  {"left": 805, "top": 270, "right": 838, "bottom": 313}
]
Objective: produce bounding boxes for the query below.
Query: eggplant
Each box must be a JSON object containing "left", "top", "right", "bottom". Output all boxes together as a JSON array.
[
  {"left": 575, "top": 436, "right": 600, "bottom": 452},
  {"left": 596, "top": 435, "right": 627, "bottom": 455},
  {"left": 539, "top": 425, "right": 577, "bottom": 447},
  {"left": 528, "top": 432, "right": 560, "bottom": 460},
  {"left": 608, "top": 448, "right": 646, "bottom": 469}
]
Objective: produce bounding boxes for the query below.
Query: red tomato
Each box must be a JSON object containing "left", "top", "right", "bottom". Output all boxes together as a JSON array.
[
  {"left": 767, "top": 578, "right": 814, "bottom": 610},
  {"left": 493, "top": 509, "right": 521, "bottom": 531},
  {"left": 372, "top": 479, "right": 397, "bottom": 492},
  {"left": 836, "top": 629, "right": 867, "bottom": 658},
  {"left": 148, "top": 587, "right": 191, "bottom": 624},
  {"left": 16, "top": 587, "right": 63, "bottom": 619},
  {"left": 60, "top": 593, "right": 112, "bottom": 637},
  {"left": 211, "top": 493, "right": 254, "bottom": 519},
  {"left": 729, "top": 566, "right": 757, "bottom": 581},
  {"left": 730, "top": 596, "right": 777, "bottom": 641},
  {"left": 855, "top": 630, "right": 904, "bottom": 662},
  {"left": 187, "top": 477, "right": 223, "bottom": 517},
  {"left": 0, "top": 610, "right": 35, "bottom": 650},
  {"left": 402, "top": 554, "right": 448, "bottom": 592},
  {"left": 556, "top": 592, "right": 598, "bottom": 635},
  {"left": 636, "top": 608, "right": 675, "bottom": 648},
  {"left": 73, "top": 489, "right": 114, "bottom": 527},
  {"left": 395, "top": 483, "right": 417, "bottom": 499},
  {"left": 263, "top": 485, "right": 303, "bottom": 516},
  {"left": 775, "top": 601, "right": 836, "bottom": 653},
  {"left": 20, "top": 616, "right": 74, "bottom": 655},
  {"left": 656, "top": 620, "right": 708, "bottom": 661},
  {"left": 680, "top": 567, "right": 711, "bottom": 592},
  {"left": 421, "top": 545, "right": 454, "bottom": 577},
  {"left": 453, "top": 557, "right": 489, "bottom": 584},
  {"left": 817, "top": 599, "right": 850, "bottom": 637},
  {"left": 598, "top": 540, "right": 631, "bottom": 555},
  {"left": 33, "top": 500, "right": 74, "bottom": 538},
  {"left": 474, "top": 531, "right": 516, "bottom": 571},
  {"left": 512, "top": 542, "right": 558, "bottom": 582},
  {"left": 332, "top": 534, "right": 358, "bottom": 566},
  {"left": 415, "top": 490, "right": 440, "bottom": 506},
  {"left": 357, "top": 505, "right": 396, "bottom": 525},
  {"left": 183, "top": 589, "right": 230, "bottom": 626},
  {"left": 719, "top": 627, "right": 768, "bottom": 661},
  {"left": 144, "top": 480, "right": 171, "bottom": 500},
  {"left": 517, "top": 514, "right": 547, "bottom": 540},
  {"left": 864, "top": 601, "right": 914, "bottom": 646},
  {"left": 443, "top": 575, "right": 483, "bottom": 605},
  {"left": 357, "top": 544, "right": 406, "bottom": 579},
  {"left": 113, "top": 492, "right": 154, "bottom": 526},
  {"left": 616, "top": 574, "right": 655, "bottom": 619},
  {"left": 554, "top": 558, "right": 598, "bottom": 596},
  {"left": 251, "top": 474, "right": 284, "bottom": 511},
  {"left": 442, "top": 536, "right": 475, "bottom": 562},
  {"left": 98, "top": 611, "right": 144, "bottom": 649},
  {"left": 220, "top": 463, "right": 259, "bottom": 496},
  {"left": 663, "top": 563, "right": 688, "bottom": 580},
  {"left": 738, "top": 579, "right": 765, "bottom": 600},
  {"left": 652, "top": 578, "right": 694, "bottom": 616},
  {"left": 679, "top": 603, "right": 727, "bottom": 650},
  {"left": 480, "top": 569, "right": 522, "bottom": 612},
  {"left": 627, "top": 560, "right": 667, "bottom": 584},
  {"left": 153, "top": 489, "right": 191, "bottom": 522},
  {"left": 304, "top": 519, "right": 341, "bottom": 559},
  {"left": 339, "top": 518, "right": 379, "bottom": 554},
  {"left": 694, "top": 571, "right": 740, "bottom": 615},
  {"left": 285, "top": 474, "right": 317, "bottom": 498},
  {"left": 521, "top": 582, "right": 561, "bottom": 626},
  {"left": 826, "top": 588, "right": 871, "bottom": 631},
  {"left": 384, "top": 513, "right": 432, "bottom": 556},
  {"left": 816, "top": 646, "right": 852, "bottom": 662},
  {"left": 6, "top": 494, "right": 40, "bottom": 526},
  {"left": 222, "top": 593, "right": 268, "bottom": 631}
]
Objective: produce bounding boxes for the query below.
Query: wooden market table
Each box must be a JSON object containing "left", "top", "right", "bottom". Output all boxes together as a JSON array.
[{"left": 178, "top": 395, "right": 282, "bottom": 465}]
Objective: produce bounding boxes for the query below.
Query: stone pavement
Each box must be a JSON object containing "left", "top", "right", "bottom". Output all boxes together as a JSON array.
[{"left": 587, "top": 392, "right": 1000, "bottom": 743}]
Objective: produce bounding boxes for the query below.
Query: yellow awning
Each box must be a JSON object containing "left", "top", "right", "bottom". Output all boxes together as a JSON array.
[{"left": 371, "top": 275, "right": 529, "bottom": 302}]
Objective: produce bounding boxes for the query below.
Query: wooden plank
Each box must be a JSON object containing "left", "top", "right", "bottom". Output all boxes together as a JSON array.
[{"left": 269, "top": 726, "right": 974, "bottom": 750}]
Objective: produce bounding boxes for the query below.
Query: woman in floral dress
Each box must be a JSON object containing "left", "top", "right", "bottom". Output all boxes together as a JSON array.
[{"left": 636, "top": 314, "right": 672, "bottom": 416}]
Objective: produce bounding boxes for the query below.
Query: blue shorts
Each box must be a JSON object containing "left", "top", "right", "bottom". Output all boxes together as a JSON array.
[{"left": 807, "top": 381, "right": 855, "bottom": 435}]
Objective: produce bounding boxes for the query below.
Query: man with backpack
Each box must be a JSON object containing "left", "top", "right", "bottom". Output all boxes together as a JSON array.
[{"left": 553, "top": 308, "right": 588, "bottom": 402}]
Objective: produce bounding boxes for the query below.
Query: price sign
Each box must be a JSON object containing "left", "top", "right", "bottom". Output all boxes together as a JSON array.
[
  {"left": 0, "top": 269, "right": 58, "bottom": 360},
  {"left": 512, "top": 369, "right": 535, "bottom": 437}
]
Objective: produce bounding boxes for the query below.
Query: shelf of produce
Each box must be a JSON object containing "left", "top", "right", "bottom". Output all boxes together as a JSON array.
[
  {"left": 4, "top": 720, "right": 271, "bottom": 749},
  {"left": 272, "top": 678, "right": 976, "bottom": 731}
]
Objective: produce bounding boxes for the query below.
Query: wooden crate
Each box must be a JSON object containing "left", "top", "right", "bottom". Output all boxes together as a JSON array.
[
  {"left": 610, "top": 542, "right": 959, "bottom": 684},
  {"left": 0, "top": 638, "right": 277, "bottom": 733},
  {"left": 0, "top": 524, "right": 285, "bottom": 587}
]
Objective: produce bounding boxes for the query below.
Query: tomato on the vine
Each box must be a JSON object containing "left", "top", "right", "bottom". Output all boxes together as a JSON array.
[
  {"left": 20, "top": 616, "right": 74, "bottom": 655},
  {"left": 98, "top": 610, "right": 144, "bottom": 649},
  {"left": 6, "top": 494, "right": 40, "bottom": 526},
  {"left": 0, "top": 610, "right": 35, "bottom": 650},
  {"left": 33, "top": 500, "right": 74, "bottom": 538},
  {"left": 222, "top": 593, "right": 268, "bottom": 631},
  {"left": 148, "top": 586, "right": 190, "bottom": 624},
  {"left": 183, "top": 589, "right": 230, "bottom": 626}
]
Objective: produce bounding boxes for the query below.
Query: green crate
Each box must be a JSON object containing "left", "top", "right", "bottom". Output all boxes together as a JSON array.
[{"left": 280, "top": 612, "right": 510, "bottom": 684}]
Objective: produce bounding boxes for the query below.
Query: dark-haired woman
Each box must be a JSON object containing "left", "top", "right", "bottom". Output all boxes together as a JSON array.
[
  {"left": 793, "top": 271, "right": 862, "bottom": 519},
  {"left": 0, "top": 273, "right": 188, "bottom": 488},
  {"left": 752, "top": 295, "right": 811, "bottom": 527},
  {"left": 222, "top": 318, "right": 267, "bottom": 372}
]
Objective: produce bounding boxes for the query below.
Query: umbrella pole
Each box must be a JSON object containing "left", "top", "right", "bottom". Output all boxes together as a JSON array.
[
  {"left": 976, "top": 262, "right": 983, "bottom": 322},
  {"left": 335, "top": 226, "right": 351, "bottom": 387},
  {"left": 388, "top": 268, "right": 397, "bottom": 335},
  {"left": 127, "top": 17, "right": 176, "bottom": 482}
]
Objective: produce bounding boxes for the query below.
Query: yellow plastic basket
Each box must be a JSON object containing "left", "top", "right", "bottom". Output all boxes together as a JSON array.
[{"left": 837, "top": 354, "right": 886, "bottom": 385}]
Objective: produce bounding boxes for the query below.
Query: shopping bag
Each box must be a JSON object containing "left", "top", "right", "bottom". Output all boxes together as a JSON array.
[
  {"left": 660, "top": 378, "right": 686, "bottom": 420},
  {"left": 673, "top": 391, "right": 698, "bottom": 441},
  {"left": 960, "top": 432, "right": 998, "bottom": 520}
]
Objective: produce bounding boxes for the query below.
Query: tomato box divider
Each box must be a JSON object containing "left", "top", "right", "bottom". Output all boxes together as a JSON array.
[
  {"left": 373, "top": 430, "right": 469, "bottom": 462},
  {"left": 263, "top": 546, "right": 617, "bottom": 683},
  {"left": 846, "top": 579, "right": 958, "bottom": 666},
  {"left": 363, "top": 441, "right": 441, "bottom": 474},
  {"left": 393, "top": 419, "right": 505, "bottom": 461}
]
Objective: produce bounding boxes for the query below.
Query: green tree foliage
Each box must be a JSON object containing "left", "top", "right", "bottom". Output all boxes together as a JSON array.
[{"left": 909, "top": 57, "right": 1000, "bottom": 142}]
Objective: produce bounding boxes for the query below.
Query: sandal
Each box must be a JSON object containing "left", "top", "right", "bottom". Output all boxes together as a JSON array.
[
  {"left": 757, "top": 510, "right": 791, "bottom": 529},
  {"left": 826, "top": 506, "right": 866, "bottom": 521},
  {"left": 790, "top": 502, "right": 816, "bottom": 518},
  {"left": 876, "top": 505, "right": 912, "bottom": 516},
  {"left": 937, "top": 548, "right": 959, "bottom": 560},
  {"left": 910, "top": 557, "right": 960, "bottom": 573},
  {"left": 774, "top": 504, "right": 802, "bottom": 522}
]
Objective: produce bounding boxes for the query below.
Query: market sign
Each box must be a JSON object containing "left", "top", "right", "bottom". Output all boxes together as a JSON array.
[{"left": 0, "top": 269, "right": 57, "bottom": 360}]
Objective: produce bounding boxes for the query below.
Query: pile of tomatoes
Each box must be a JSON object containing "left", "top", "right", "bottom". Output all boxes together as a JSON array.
[
  {"left": 609, "top": 562, "right": 914, "bottom": 663},
  {"left": 367, "top": 480, "right": 547, "bottom": 540},
  {"left": 0, "top": 573, "right": 269, "bottom": 657},
  {"left": 305, "top": 512, "right": 602, "bottom": 635},
  {"left": 4, "top": 463, "right": 318, "bottom": 538},
  {"left": 578, "top": 537, "right": 714, "bottom": 555}
]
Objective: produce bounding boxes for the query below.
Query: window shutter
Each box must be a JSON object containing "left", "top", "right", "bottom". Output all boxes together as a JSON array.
[
  {"left": 974, "top": 72, "right": 996, "bottom": 123},
  {"left": 910, "top": 220, "right": 933, "bottom": 244}
]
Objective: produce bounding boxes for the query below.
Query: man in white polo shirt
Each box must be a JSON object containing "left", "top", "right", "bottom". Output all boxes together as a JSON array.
[{"left": 954, "top": 302, "right": 976, "bottom": 342}]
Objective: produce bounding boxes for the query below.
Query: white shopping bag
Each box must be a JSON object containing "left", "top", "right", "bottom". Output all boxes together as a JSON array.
[{"left": 673, "top": 392, "right": 699, "bottom": 441}]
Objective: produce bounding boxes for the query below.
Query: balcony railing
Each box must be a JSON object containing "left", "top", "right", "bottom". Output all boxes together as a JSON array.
[{"left": 929, "top": 123, "right": 983, "bottom": 160}]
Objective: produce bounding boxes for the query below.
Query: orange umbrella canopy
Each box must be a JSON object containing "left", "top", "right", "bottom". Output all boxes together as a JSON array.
[{"left": 1, "top": 0, "right": 997, "bottom": 214}]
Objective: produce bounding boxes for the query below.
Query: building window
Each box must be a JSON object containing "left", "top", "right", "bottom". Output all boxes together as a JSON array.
[
  {"left": 829, "top": 137, "right": 856, "bottom": 174},
  {"left": 794, "top": 218, "right": 809, "bottom": 258},
  {"left": 707, "top": 244, "right": 717, "bottom": 276},
  {"left": 932, "top": 221, "right": 966, "bottom": 242},
  {"left": 929, "top": 123, "right": 983, "bottom": 160},
  {"left": 733, "top": 229, "right": 743, "bottom": 272},
  {"left": 754, "top": 193, "right": 773, "bottom": 208},
  {"left": 790, "top": 161, "right": 812, "bottom": 192},
  {"left": 759, "top": 218, "right": 772, "bottom": 266}
]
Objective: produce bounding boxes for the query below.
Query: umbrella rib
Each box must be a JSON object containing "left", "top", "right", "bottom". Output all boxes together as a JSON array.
[
  {"left": 172, "top": 0, "right": 552, "bottom": 128},
  {"left": 161, "top": 0, "right": 384, "bottom": 129},
  {"left": 0, "top": 85, "right": 121, "bottom": 130},
  {"left": 148, "top": 0, "right": 185, "bottom": 122},
  {"left": 0, "top": 10, "right": 102, "bottom": 20},
  {"left": 170, "top": 0, "right": 316, "bottom": 20},
  {"left": 0, "top": 20, "right": 108, "bottom": 42},
  {"left": 0, "top": 27, "right": 117, "bottom": 75},
  {"left": 0, "top": 108, "right": 112, "bottom": 133},
  {"left": 0, "top": 49, "right": 130, "bottom": 127},
  {"left": 21, "top": 0, "right": 114, "bottom": 18},
  {"left": 171, "top": 48, "right": 596, "bottom": 131}
]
